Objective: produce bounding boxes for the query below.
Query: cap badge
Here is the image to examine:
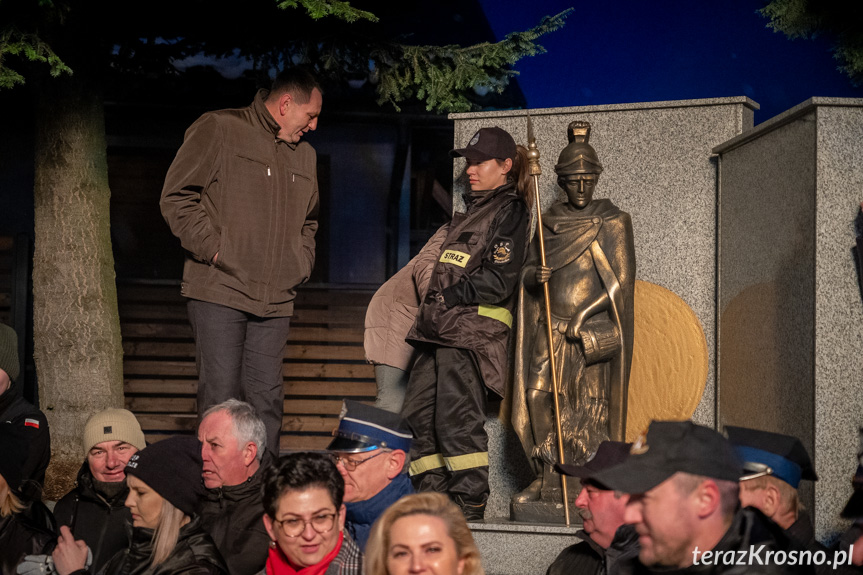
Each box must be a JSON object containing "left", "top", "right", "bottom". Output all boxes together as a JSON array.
[
  {"left": 586, "top": 449, "right": 598, "bottom": 462},
  {"left": 631, "top": 432, "right": 649, "bottom": 455},
  {"left": 104, "top": 425, "right": 113, "bottom": 434},
  {"left": 470, "top": 132, "right": 480, "bottom": 146}
]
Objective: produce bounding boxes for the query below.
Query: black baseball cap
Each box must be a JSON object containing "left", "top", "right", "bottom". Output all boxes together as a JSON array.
[
  {"left": 726, "top": 426, "right": 817, "bottom": 488},
  {"left": 450, "top": 127, "right": 517, "bottom": 163},
  {"left": 555, "top": 441, "right": 631, "bottom": 488},
  {"left": 592, "top": 420, "right": 743, "bottom": 494}
]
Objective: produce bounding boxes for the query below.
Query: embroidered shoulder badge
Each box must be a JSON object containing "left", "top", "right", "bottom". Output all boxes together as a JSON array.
[{"left": 492, "top": 241, "right": 512, "bottom": 265}]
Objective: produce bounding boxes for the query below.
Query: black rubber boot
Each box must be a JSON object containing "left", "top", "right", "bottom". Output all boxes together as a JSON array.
[{"left": 454, "top": 495, "right": 486, "bottom": 522}]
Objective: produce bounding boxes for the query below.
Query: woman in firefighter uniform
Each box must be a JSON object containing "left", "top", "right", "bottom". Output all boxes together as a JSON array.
[{"left": 401, "top": 126, "right": 531, "bottom": 521}]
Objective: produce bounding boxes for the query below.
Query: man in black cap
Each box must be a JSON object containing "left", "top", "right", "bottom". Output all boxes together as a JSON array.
[
  {"left": 726, "top": 426, "right": 821, "bottom": 550},
  {"left": 593, "top": 420, "right": 796, "bottom": 574},
  {"left": 327, "top": 399, "right": 414, "bottom": 549},
  {"left": 546, "top": 441, "right": 638, "bottom": 575}
]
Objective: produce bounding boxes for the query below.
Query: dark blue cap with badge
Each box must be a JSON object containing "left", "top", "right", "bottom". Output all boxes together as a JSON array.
[
  {"left": 326, "top": 400, "right": 413, "bottom": 453},
  {"left": 726, "top": 426, "right": 817, "bottom": 489}
]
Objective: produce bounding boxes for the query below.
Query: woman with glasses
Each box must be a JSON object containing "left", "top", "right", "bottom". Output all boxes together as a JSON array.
[{"left": 261, "top": 453, "right": 362, "bottom": 575}]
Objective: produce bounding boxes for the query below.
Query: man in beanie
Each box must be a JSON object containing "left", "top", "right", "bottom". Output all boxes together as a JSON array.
[
  {"left": 726, "top": 426, "right": 824, "bottom": 557},
  {"left": 198, "top": 399, "right": 272, "bottom": 575},
  {"left": 327, "top": 399, "right": 414, "bottom": 549},
  {"left": 53, "top": 408, "right": 146, "bottom": 572},
  {"left": 593, "top": 420, "right": 796, "bottom": 574},
  {"left": 546, "top": 441, "right": 638, "bottom": 575},
  {"left": 52, "top": 435, "right": 227, "bottom": 575},
  {"left": 0, "top": 323, "right": 50, "bottom": 496}
]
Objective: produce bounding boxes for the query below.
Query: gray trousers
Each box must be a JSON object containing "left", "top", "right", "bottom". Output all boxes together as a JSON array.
[
  {"left": 187, "top": 299, "right": 290, "bottom": 458},
  {"left": 374, "top": 364, "right": 410, "bottom": 413}
]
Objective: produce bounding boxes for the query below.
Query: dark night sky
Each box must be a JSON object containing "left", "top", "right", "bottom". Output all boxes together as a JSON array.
[{"left": 478, "top": 0, "right": 863, "bottom": 124}]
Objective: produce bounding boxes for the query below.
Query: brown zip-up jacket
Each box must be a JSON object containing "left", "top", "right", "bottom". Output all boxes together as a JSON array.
[{"left": 160, "top": 89, "right": 319, "bottom": 317}]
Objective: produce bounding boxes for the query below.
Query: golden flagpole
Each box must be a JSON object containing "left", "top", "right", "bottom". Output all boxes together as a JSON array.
[{"left": 526, "top": 112, "right": 570, "bottom": 526}]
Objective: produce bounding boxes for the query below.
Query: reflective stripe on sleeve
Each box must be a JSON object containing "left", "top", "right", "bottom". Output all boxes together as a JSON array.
[
  {"left": 444, "top": 452, "right": 490, "bottom": 471},
  {"left": 410, "top": 453, "right": 446, "bottom": 476},
  {"left": 478, "top": 304, "right": 513, "bottom": 328}
]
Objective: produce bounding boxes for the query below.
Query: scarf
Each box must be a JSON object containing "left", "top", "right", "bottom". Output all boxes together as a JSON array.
[{"left": 266, "top": 531, "right": 344, "bottom": 575}]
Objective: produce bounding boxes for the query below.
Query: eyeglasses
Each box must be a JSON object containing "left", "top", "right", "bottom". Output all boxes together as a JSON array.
[
  {"left": 329, "top": 450, "right": 387, "bottom": 471},
  {"left": 272, "top": 512, "right": 337, "bottom": 538}
]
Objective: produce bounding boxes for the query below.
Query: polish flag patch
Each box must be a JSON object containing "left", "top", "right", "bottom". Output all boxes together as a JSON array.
[{"left": 24, "top": 418, "right": 40, "bottom": 429}]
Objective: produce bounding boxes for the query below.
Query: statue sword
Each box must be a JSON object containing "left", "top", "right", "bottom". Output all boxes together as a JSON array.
[{"left": 526, "top": 112, "right": 571, "bottom": 526}]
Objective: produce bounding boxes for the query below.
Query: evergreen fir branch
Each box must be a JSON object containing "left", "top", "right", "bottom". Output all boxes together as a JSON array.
[
  {"left": 0, "top": 29, "right": 72, "bottom": 89},
  {"left": 760, "top": 0, "right": 863, "bottom": 86},
  {"left": 373, "top": 8, "right": 572, "bottom": 113},
  {"left": 275, "top": 0, "right": 378, "bottom": 23}
]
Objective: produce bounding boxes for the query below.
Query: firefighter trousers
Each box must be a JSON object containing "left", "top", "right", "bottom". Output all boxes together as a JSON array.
[{"left": 401, "top": 345, "right": 489, "bottom": 506}]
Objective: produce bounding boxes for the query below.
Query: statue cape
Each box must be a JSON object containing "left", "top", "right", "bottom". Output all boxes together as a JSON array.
[{"left": 510, "top": 198, "right": 635, "bottom": 471}]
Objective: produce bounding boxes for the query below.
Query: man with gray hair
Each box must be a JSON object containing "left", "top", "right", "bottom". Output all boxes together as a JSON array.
[{"left": 198, "top": 399, "right": 272, "bottom": 575}]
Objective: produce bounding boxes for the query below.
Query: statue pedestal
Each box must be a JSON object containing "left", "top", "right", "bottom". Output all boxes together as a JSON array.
[
  {"left": 510, "top": 499, "right": 567, "bottom": 524},
  {"left": 470, "top": 520, "right": 582, "bottom": 575}
]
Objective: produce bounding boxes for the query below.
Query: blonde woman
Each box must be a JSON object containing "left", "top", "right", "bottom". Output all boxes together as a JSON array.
[
  {"left": 52, "top": 436, "right": 227, "bottom": 575},
  {"left": 0, "top": 426, "right": 54, "bottom": 575},
  {"left": 365, "top": 492, "right": 483, "bottom": 575}
]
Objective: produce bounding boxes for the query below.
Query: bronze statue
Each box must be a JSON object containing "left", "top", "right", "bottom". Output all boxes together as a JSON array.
[{"left": 511, "top": 121, "right": 635, "bottom": 521}]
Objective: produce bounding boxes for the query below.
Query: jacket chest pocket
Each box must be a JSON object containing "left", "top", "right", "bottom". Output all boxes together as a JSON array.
[
  {"left": 438, "top": 231, "right": 482, "bottom": 271},
  {"left": 227, "top": 154, "right": 273, "bottom": 210},
  {"left": 287, "top": 169, "right": 314, "bottom": 198}
]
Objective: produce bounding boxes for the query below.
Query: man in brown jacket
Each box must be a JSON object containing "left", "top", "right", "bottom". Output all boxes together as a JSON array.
[{"left": 160, "top": 68, "right": 322, "bottom": 457}]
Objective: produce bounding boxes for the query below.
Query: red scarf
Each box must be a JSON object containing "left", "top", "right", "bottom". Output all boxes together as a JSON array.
[{"left": 266, "top": 532, "right": 344, "bottom": 575}]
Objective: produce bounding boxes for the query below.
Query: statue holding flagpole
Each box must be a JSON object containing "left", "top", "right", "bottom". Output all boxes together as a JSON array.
[{"left": 511, "top": 120, "right": 636, "bottom": 522}]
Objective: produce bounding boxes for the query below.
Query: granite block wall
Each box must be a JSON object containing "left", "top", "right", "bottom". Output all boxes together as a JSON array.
[{"left": 715, "top": 97, "right": 863, "bottom": 540}]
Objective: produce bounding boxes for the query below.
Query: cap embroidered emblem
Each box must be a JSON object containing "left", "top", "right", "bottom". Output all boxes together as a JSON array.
[
  {"left": 469, "top": 132, "right": 480, "bottom": 146},
  {"left": 104, "top": 425, "right": 112, "bottom": 434},
  {"left": 586, "top": 449, "right": 598, "bottom": 462},
  {"left": 630, "top": 432, "right": 649, "bottom": 455}
]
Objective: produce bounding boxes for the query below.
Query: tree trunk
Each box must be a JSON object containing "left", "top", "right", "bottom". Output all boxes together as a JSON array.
[{"left": 32, "top": 52, "right": 124, "bottom": 500}]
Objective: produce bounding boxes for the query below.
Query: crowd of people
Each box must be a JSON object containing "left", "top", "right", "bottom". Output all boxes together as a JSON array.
[
  {"left": 2, "top": 66, "right": 863, "bottom": 575},
  {"left": 2, "top": 383, "right": 863, "bottom": 575}
]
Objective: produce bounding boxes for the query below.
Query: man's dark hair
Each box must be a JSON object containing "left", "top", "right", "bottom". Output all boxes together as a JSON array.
[
  {"left": 262, "top": 452, "right": 344, "bottom": 517},
  {"left": 269, "top": 67, "right": 321, "bottom": 105}
]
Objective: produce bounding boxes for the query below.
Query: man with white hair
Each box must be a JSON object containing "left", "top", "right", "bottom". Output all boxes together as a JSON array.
[{"left": 198, "top": 399, "right": 272, "bottom": 575}]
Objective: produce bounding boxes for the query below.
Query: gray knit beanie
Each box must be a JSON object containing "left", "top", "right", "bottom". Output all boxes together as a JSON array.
[
  {"left": 83, "top": 408, "right": 147, "bottom": 458},
  {"left": 0, "top": 323, "right": 19, "bottom": 383}
]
